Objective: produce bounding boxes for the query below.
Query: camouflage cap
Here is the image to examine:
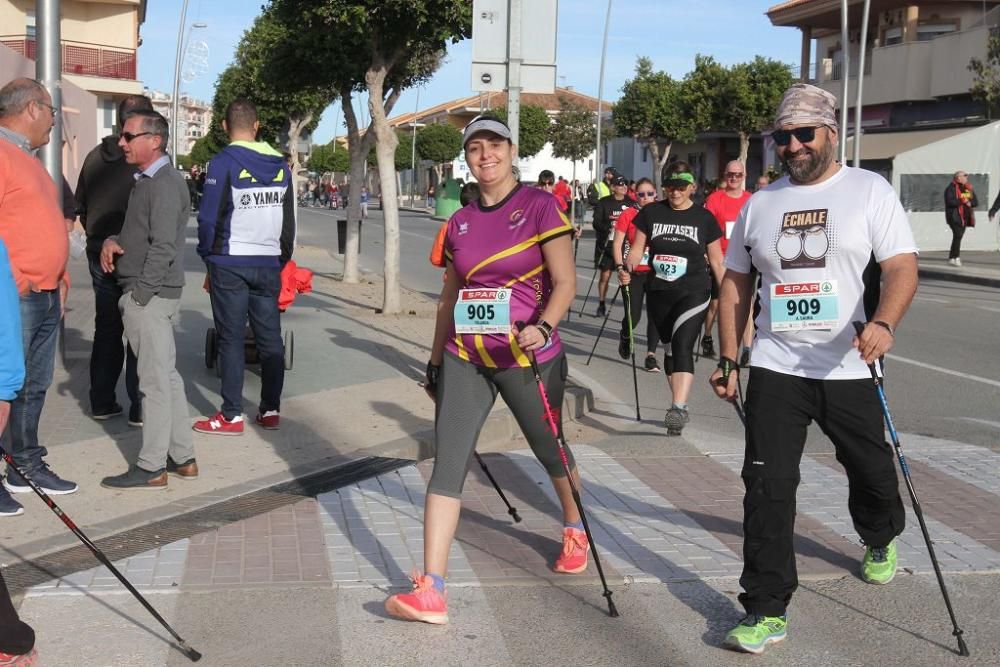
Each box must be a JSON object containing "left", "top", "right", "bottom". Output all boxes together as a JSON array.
[{"left": 774, "top": 83, "right": 838, "bottom": 129}]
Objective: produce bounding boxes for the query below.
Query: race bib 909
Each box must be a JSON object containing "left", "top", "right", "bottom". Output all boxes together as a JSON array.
[{"left": 770, "top": 280, "right": 838, "bottom": 331}]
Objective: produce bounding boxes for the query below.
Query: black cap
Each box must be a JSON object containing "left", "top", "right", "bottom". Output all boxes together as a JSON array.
[{"left": 612, "top": 175, "right": 627, "bottom": 186}]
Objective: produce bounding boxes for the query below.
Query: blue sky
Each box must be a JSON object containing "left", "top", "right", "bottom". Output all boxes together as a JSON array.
[{"left": 138, "top": 1, "right": 802, "bottom": 145}]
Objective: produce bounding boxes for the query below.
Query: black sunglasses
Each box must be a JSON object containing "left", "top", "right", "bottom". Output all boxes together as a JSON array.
[
  {"left": 540, "top": 180, "right": 554, "bottom": 186},
  {"left": 636, "top": 191, "right": 657, "bottom": 198},
  {"left": 772, "top": 126, "right": 820, "bottom": 146},
  {"left": 120, "top": 131, "right": 152, "bottom": 143}
]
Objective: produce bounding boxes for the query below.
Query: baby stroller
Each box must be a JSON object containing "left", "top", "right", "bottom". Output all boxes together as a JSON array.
[{"left": 203, "top": 261, "right": 313, "bottom": 375}]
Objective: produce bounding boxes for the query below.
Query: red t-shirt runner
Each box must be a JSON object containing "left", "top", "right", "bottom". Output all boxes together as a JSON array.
[
  {"left": 704, "top": 189, "right": 752, "bottom": 254},
  {"left": 613, "top": 207, "right": 650, "bottom": 273}
]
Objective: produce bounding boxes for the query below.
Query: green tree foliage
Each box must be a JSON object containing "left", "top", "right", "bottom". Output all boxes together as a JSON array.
[
  {"left": 207, "top": 10, "right": 336, "bottom": 175},
  {"left": 416, "top": 123, "right": 463, "bottom": 182},
  {"left": 416, "top": 123, "right": 463, "bottom": 165},
  {"left": 720, "top": 57, "right": 793, "bottom": 165},
  {"left": 189, "top": 134, "right": 221, "bottom": 166},
  {"left": 493, "top": 105, "right": 551, "bottom": 159},
  {"left": 269, "top": 0, "right": 471, "bottom": 309},
  {"left": 969, "top": 35, "right": 1000, "bottom": 118},
  {"left": 549, "top": 97, "right": 595, "bottom": 223},
  {"left": 549, "top": 98, "right": 595, "bottom": 163},
  {"left": 308, "top": 142, "right": 349, "bottom": 173},
  {"left": 613, "top": 57, "right": 697, "bottom": 190}
]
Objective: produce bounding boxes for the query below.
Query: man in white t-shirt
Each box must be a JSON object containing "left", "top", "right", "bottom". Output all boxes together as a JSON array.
[{"left": 710, "top": 83, "right": 919, "bottom": 655}]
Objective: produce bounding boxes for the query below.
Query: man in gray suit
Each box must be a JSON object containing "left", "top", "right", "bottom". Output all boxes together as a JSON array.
[{"left": 99, "top": 110, "right": 197, "bottom": 489}]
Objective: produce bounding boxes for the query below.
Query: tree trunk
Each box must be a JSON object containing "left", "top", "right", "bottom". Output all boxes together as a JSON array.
[
  {"left": 340, "top": 87, "right": 375, "bottom": 284},
  {"left": 647, "top": 138, "right": 672, "bottom": 192},
  {"left": 738, "top": 132, "right": 750, "bottom": 168},
  {"left": 286, "top": 111, "right": 313, "bottom": 196},
  {"left": 366, "top": 62, "right": 404, "bottom": 315}
]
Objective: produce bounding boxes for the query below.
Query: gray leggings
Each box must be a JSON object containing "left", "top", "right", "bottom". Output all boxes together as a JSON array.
[{"left": 428, "top": 352, "right": 574, "bottom": 498}]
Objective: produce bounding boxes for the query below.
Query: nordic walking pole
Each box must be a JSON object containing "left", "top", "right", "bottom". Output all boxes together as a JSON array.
[
  {"left": 585, "top": 286, "right": 621, "bottom": 366},
  {"left": 622, "top": 284, "right": 641, "bottom": 421},
  {"left": 515, "top": 322, "right": 619, "bottom": 617},
  {"left": 474, "top": 452, "right": 522, "bottom": 523},
  {"left": 850, "top": 322, "right": 969, "bottom": 657},
  {"left": 578, "top": 242, "right": 606, "bottom": 317},
  {"left": 0, "top": 448, "right": 203, "bottom": 662}
]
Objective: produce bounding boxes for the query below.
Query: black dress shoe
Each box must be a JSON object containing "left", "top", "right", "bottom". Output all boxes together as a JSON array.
[{"left": 101, "top": 465, "right": 167, "bottom": 490}]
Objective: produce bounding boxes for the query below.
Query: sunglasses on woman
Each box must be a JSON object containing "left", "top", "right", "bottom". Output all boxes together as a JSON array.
[
  {"left": 772, "top": 126, "right": 821, "bottom": 146},
  {"left": 636, "top": 191, "right": 657, "bottom": 199}
]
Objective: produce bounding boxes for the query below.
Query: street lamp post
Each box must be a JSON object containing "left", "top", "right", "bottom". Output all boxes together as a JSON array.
[
  {"left": 170, "top": 6, "right": 207, "bottom": 165},
  {"left": 36, "top": 0, "right": 62, "bottom": 185},
  {"left": 594, "top": 0, "right": 613, "bottom": 182},
  {"left": 410, "top": 88, "right": 420, "bottom": 206}
]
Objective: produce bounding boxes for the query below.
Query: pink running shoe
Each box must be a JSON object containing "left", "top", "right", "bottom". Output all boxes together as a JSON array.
[
  {"left": 553, "top": 527, "right": 589, "bottom": 574},
  {"left": 0, "top": 647, "right": 38, "bottom": 666},
  {"left": 384, "top": 572, "right": 448, "bottom": 624}
]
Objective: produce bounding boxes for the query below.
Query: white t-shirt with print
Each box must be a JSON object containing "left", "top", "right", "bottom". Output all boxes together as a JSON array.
[{"left": 725, "top": 166, "right": 917, "bottom": 380}]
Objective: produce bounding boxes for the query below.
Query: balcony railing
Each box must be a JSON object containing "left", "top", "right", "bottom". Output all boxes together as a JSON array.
[
  {"left": 0, "top": 35, "right": 136, "bottom": 80},
  {"left": 830, "top": 55, "right": 874, "bottom": 81}
]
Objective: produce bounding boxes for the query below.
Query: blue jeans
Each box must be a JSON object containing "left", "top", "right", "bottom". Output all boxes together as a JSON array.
[
  {"left": 208, "top": 263, "right": 284, "bottom": 419},
  {"left": 87, "top": 250, "right": 139, "bottom": 413},
  {"left": 1, "top": 289, "right": 60, "bottom": 472}
]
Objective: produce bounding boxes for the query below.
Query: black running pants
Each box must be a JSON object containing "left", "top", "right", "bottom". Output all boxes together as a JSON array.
[{"left": 738, "top": 367, "right": 906, "bottom": 617}]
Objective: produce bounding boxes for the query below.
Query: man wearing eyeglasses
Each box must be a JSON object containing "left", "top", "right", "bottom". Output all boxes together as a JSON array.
[
  {"left": 710, "top": 83, "right": 918, "bottom": 654},
  {"left": 704, "top": 161, "right": 753, "bottom": 363},
  {"left": 99, "top": 110, "right": 196, "bottom": 490},
  {"left": 75, "top": 95, "right": 153, "bottom": 429},
  {"left": 0, "top": 78, "right": 77, "bottom": 515}
]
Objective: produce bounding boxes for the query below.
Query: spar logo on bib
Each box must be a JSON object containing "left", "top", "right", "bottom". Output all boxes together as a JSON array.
[
  {"left": 776, "top": 208, "right": 830, "bottom": 270},
  {"left": 774, "top": 281, "right": 833, "bottom": 296}
]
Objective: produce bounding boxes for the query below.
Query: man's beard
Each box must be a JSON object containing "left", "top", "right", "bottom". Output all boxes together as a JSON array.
[{"left": 781, "top": 137, "right": 835, "bottom": 184}]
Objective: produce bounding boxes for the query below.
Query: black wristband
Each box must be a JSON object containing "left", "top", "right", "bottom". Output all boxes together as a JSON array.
[
  {"left": 717, "top": 356, "right": 739, "bottom": 382},
  {"left": 872, "top": 320, "right": 894, "bottom": 336},
  {"left": 425, "top": 360, "right": 441, "bottom": 390}
]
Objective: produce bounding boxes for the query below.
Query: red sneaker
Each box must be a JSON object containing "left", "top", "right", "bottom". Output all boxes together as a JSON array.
[
  {"left": 192, "top": 412, "right": 244, "bottom": 436},
  {"left": 0, "top": 647, "right": 38, "bottom": 666},
  {"left": 553, "top": 527, "right": 589, "bottom": 574},
  {"left": 384, "top": 572, "right": 448, "bottom": 624},
  {"left": 255, "top": 410, "right": 280, "bottom": 430}
]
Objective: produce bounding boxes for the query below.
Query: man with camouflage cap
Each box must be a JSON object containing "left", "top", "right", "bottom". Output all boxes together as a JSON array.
[{"left": 710, "top": 83, "right": 919, "bottom": 654}]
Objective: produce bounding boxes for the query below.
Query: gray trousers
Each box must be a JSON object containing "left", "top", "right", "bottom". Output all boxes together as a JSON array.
[{"left": 120, "top": 294, "right": 194, "bottom": 472}]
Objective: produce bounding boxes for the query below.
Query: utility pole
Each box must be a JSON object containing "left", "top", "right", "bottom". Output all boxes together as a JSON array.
[
  {"left": 852, "top": 0, "right": 871, "bottom": 167},
  {"left": 506, "top": 0, "right": 523, "bottom": 151},
  {"left": 594, "top": 0, "right": 613, "bottom": 182},
  {"left": 171, "top": 0, "right": 190, "bottom": 166},
  {"left": 36, "top": 0, "right": 62, "bottom": 185},
  {"left": 839, "top": 0, "right": 850, "bottom": 164}
]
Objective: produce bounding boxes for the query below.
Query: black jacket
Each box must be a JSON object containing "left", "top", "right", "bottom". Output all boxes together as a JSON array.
[
  {"left": 75, "top": 136, "right": 140, "bottom": 252},
  {"left": 944, "top": 181, "right": 978, "bottom": 228}
]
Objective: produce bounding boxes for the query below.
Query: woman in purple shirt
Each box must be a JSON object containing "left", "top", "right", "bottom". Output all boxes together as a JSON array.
[{"left": 385, "top": 115, "right": 583, "bottom": 625}]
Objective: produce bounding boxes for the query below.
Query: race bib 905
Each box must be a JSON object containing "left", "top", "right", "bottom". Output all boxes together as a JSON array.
[{"left": 455, "top": 288, "right": 512, "bottom": 334}]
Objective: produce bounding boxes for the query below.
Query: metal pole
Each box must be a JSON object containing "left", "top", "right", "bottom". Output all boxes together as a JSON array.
[
  {"left": 410, "top": 88, "right": 419, "bottom": 205},
  {"left": 839, "top": 0, "right": 850, "bottom": 164},
  {"left": 594, "top": 0, "right": 613, "bottom": 181},
  {"left": 852, "top": 0, "right": 871, "bottom": 167},
  {"left": 506, "top": 0, "right": 523, "bottom": 153},
  {"left": 171, "top": 0, "right": 190, "bottom": 166},
  {"left": 36, "top": 0, "right": 62, "bottom": 186}
]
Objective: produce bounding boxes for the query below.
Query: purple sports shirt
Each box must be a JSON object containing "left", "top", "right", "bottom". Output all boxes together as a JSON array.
[{"left": 444, "top": 185, "right": 573, "bottom": 368}]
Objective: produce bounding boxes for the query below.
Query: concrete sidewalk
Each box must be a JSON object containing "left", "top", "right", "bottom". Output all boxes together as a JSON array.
[
  {"left": 0, "top": 231, "right": 589, "bottom": 565},
  {"left": 916, "top": 249, "right": 1000, "bottom": 287}
]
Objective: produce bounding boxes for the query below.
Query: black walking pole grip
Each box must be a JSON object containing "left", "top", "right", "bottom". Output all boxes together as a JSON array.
[{"left": 850, "top": 320, "right": 969, "bottom": 657}]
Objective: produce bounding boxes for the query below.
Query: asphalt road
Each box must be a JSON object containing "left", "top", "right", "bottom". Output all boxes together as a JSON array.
[{"left": 297, "top": 204, "right": 1000, "bottom": 451}]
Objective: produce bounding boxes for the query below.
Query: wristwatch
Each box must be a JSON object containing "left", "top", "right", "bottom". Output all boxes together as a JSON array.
[{"left": 536, "top": 319, "right": 554, "bottom": 342}]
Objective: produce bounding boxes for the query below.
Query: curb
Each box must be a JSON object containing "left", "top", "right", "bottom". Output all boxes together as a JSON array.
[
  {"left": 8, "top": 380, "right": 596, "bottom": 565},
  {"left": 918, "top": 267, "right": 1000, "bottom": 288}
]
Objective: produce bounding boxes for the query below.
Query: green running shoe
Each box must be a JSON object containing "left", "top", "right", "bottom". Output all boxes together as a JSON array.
[
  {"left": 862, "top": 539, "right": 897, "bottom": 585},
  {"left": 723, "top": 614, "right": 788, "bottom": 654}
]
